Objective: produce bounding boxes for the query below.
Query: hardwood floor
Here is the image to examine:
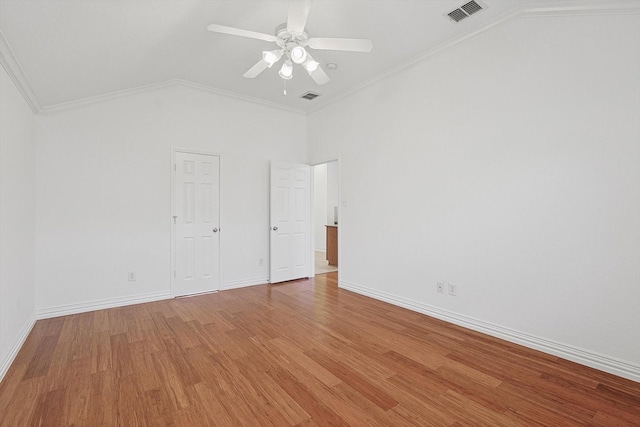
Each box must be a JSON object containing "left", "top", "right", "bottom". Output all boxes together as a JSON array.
[{"left": 1, "top": 272, "right": 639, "bottom": 426}]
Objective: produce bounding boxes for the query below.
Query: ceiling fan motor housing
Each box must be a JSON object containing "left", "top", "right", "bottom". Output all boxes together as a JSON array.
[{"left": 275, "top": 23, "right": 309, "bottom": 50}]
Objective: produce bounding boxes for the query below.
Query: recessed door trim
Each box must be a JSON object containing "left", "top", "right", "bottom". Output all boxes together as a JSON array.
[{"left": 310, "top": 158, "right": 340, "bottom": 280}]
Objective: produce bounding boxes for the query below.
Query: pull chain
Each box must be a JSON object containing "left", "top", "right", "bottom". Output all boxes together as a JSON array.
[{"left": 283, "top": 79, "right": 287, "bottom": 96}]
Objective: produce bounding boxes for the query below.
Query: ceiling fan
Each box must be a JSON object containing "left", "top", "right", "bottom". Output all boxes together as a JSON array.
[{"left": 207, "top": 0, "right": 373, "bottom": 86}]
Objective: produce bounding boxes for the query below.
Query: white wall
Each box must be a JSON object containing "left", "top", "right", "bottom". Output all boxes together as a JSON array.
[
  {"left": 35, "top": 85, "right": 306, "bottom": 314},
  {"left": 308, "top": 13, "right": 640, "bottom": 378},
  {"left": 0, "top": 64, "right": 36, "bottom": 378},
  {"left": 326, "top": 161, "right": 339, "bottom": 226},
  {"left": 313, "top": 163, "right": 327, "bottom": 251}
]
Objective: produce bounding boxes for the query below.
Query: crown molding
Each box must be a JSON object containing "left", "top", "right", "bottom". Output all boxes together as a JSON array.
[
  {"left": 2, "top": 1, "right": 638, "bottom": 116},
  {"left": 41, "top": 79, "right": 305, "bottom": 115},
  {"left": 174, "top": 80, "right": 305, "bottom": 115},
  {"left": 523, "top": 0, "right": 640, "bottom": 17},
  {"left": 41, "top": 80, "right": 176, "bottom": 114},
  {"left": 307, "top": 5, "right": 521, "bottom": 114},
  {"left": 0, "top": 29, "right": 43, "bottom": 113},
  {"left": 307, "top": 0, "right": 640, "bottom": 114}
]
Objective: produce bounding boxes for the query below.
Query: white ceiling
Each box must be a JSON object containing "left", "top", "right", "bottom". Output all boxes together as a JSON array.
[{"left": 0, "top": 0, "right": 606, "bottom": 112}]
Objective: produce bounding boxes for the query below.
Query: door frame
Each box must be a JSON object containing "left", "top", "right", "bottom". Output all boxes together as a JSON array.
[
  {"left": 170, "top": 147, "right": 223, "bottom": 297},
  {"left": 310, "top": 158, "right": 340, "bottom": 279}
]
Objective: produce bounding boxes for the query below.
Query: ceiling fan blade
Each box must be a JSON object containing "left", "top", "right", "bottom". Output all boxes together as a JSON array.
[
  {"left": 308, "top": 37, "right": 373, "bottom": 53},
  {"left": 309, "top": 65, "right": 330, "bottom": 85},
  {"left": 243, "top": 59, "right": 269, "bottom": 78},
  {"left": 207, "top": 24, "right": 276, "bottom": 42},
  {"left": 287, "top": 0, "right": 311, "bottom": 35}
]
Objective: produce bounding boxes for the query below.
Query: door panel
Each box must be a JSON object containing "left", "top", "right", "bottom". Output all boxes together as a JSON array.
[
  {"left": 174, "top": 152, "right": 220, "bottom": 296},
  {"left": 270, "top": 162, "right": 311, "bottom": 283}
]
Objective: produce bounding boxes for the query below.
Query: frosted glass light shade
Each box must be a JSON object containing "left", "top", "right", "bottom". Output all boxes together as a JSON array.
[
  {"left": 290, "top": 46, "right": 307, "bottom": 64},
  {"left": 263, "top": 50, "right": 283, "bottom": 67},
  {"left": 279, "top": 60, "right": 293, "bottom": 80}
]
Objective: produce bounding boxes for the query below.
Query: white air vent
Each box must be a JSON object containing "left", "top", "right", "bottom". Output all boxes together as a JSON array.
[
  {"left": 447, "top": 0, "right": 485, "bottom": 23},
  {"left": 300, "top": 91, "right": 321, "bottom": 100}
]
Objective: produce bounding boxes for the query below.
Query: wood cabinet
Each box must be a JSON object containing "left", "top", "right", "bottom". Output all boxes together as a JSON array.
[{"left": 326, "top": 225, "right": 338, "bottom": 266}]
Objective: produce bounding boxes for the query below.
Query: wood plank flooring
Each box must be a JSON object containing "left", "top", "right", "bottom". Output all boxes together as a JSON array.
[{"left": 1, "top": 272, "right": 639, "bottom": 426}]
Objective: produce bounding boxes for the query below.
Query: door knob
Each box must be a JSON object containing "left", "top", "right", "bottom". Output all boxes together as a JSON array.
[
  {"left": 213, "top": 228, "right": 218, "bottom": 232},
  {"left": 272, "top": 226, "right": 278, "bottom": 231}
]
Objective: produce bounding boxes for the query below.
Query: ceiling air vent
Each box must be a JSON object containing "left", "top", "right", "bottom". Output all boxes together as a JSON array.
[
  {"left": 461, "top": 0, "right": 483, "bottom": 16},
  {"left": 447, "top": 0, "right": 485, "bottom": 23},
  {"left": 300, "top": 91, "right": 321, "bottom": 101},
  {"left": 448, "top": 8, "right": 468, "bottom": 23}
]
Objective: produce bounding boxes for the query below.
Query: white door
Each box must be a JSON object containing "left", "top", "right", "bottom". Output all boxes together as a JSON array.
[
  {"left": 173, "top": 152, "right": 220, "bottom": 296},
  {"left": 270, "top": 162, "right": 311, "bottom": 283}
]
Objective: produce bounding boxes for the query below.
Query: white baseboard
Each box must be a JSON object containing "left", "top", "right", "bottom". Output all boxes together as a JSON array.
[
  {"left": 37, "top": 290, "right": 171, "bottom": 319},
  {"left": 340, "top": 280, "right": 640, "bottom": 383},
  {"left": 0, "top": 312, "right": 36, "bottom": 383},
  {"left": 36, "top": 276, "right": 272, "bottom": 319},
  {"left": 220, "top": 276, "right": 269, "bottom": 291}
]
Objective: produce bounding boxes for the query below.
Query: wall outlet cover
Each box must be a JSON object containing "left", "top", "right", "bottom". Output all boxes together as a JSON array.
[{"left": 448, "top": 283, "right": 456, "bottom": 296}]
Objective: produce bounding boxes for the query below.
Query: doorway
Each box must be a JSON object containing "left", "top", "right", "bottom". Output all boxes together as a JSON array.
[{"left": 312, "top": 161, "right": 339, "bottom": 275}]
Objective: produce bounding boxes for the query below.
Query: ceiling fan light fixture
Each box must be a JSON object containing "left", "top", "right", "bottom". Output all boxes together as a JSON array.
[
  {"left": 279, "top": 60, "right": 293, "bottom": 80},
  {"left": 302, "top": 58, "right": 319, "bottom": 74},
  {"left": 290, "top": 46, "right": 307, "bottom": 64},
  {"left": 207, "top": 0, "right": 372, "bottom": 86},
  {"left": 263, "top": 49, "right": 283, "bottom": 67}
]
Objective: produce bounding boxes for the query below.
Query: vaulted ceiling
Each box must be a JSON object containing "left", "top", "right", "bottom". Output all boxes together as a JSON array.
[{"left": 0, "top": 0, "right": 625, "bottom": 113}]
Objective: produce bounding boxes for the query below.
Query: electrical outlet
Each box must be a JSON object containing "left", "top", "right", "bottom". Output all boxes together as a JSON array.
[
  {"left": 448, "top": 283, "right": 457, "bottom": 296},
  {"left": 437, "top": 282, "right": 444, "bottom": 293},
  {"left": 259, "top": 258, "right": 264, "bottom": 267},
  {"left": 128, "top": 272, "right": 136, "bottom": 282}
]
